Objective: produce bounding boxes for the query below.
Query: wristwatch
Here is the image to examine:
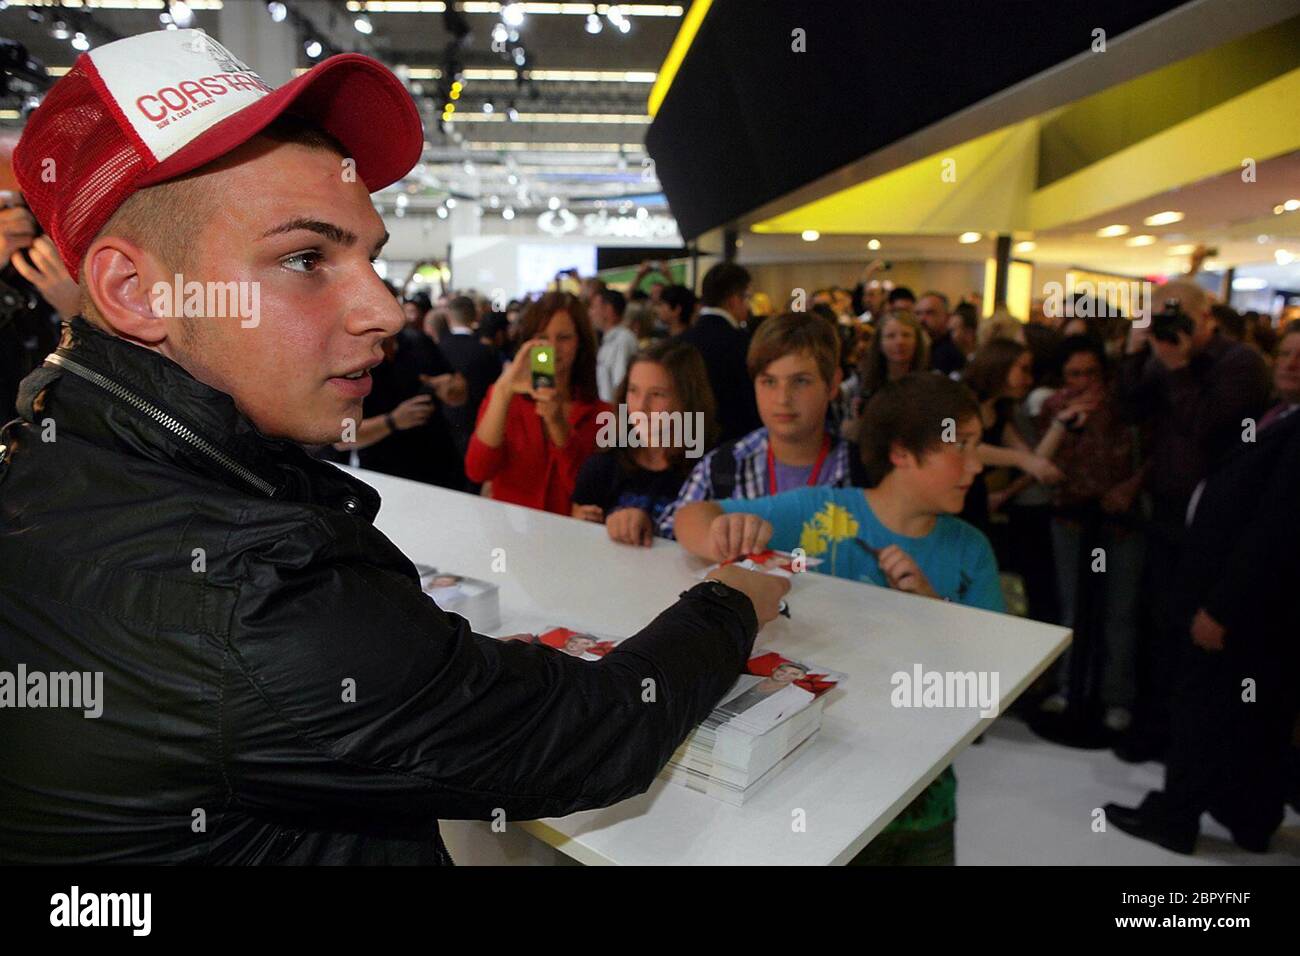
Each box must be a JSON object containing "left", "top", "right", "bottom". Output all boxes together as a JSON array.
[{"left": 385, "top": 412, "right": 398, "bottom": 432}]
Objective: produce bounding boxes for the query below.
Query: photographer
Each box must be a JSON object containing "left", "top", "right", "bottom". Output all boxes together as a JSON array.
[
  {"left": 0, "top": 191, "right": 80, "bottom": 419},
  {"left": 1115, "top": 280, "right": 1270, "bottom": 762}
]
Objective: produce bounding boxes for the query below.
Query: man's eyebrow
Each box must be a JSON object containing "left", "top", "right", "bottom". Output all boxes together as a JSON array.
[{"left": 259, "top": 217, "right": 358, "bottom": 246}]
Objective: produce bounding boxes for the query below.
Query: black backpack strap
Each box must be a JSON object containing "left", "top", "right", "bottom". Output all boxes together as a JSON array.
[
  {"left": 709, "top": 439, "right": 741, "bottom": 499},
  {"left": 846, "top": 440, "right": 870, "bottom": 487}
]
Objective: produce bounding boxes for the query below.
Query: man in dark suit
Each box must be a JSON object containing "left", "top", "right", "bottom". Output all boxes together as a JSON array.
[
  {"left": 438, "top": 295, "right": 503, "bottom": 457},
  {"left": 681, "top": 262, "right": 760, "bottom": 443},
  {"left": 1105, "top": 325, "right": 1300, "bottom": 853}
]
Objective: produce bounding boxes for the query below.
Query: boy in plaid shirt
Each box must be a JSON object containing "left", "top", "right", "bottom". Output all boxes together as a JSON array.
[{"left": 657, "top": 312, "right": 860, "bottom": 538}]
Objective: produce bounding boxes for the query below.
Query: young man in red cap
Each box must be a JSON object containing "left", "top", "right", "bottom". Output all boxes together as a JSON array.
[{"left": 0, "top": 29, "right": 787, "bottom": 864}]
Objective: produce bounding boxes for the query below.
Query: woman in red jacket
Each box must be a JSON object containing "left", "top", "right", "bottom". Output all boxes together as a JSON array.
[{"left": 466, "top": 291, "right": 611, "bottom": 514}]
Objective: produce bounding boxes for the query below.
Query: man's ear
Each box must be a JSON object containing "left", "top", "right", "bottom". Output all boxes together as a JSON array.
[
  {"left": 82, "top": 236, "right": 171, "bottom": 346},
  {"left": 888, "top": 439, "right": 918, "bottom": 471}
]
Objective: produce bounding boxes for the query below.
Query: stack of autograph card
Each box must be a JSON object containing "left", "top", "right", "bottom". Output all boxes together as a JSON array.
[
  {"left": 415, "top": 564, "right": 501, "bottom": 632},
  {"left": 660, "top": 651, "right": 846, "bottom": 805}
]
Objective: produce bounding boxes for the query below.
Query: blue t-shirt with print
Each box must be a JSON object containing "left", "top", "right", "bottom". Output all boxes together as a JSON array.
[
  {"left": 720, "top": 485, "right": 1003, "bottom": 612},
  {"left": 720, "top": 485, "right": 1003, "bottom": 838}
]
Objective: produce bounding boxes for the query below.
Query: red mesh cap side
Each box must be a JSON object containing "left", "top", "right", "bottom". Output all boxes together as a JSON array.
[{"left": 13, "top": 59, "right": 150, "bottom": 279}]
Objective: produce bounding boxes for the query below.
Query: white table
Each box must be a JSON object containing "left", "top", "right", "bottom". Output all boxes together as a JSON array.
[{"left": 347, "top": 467, "right": 1071, "bottom": 866}]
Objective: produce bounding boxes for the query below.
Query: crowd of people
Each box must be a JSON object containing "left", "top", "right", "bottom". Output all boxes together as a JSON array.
[{"left": 327, "top": 258, "right": 1299, "bottom": 862}]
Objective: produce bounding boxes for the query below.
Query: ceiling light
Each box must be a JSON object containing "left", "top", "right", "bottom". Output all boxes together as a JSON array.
[
  {"left": 502, "top": 206, "right": 516, "bottom": 221},
  {"left": 867, "top": 238, "right": 881, "bottom": 251},
  {"left": 548, "top": 196, "right": 560, "bottom": 210},
  {"left": 1143, "top": 210, "right": 1184, "bottom": 226},
  {"left": 501, "top": 3, "right": 525, "bottom": 28},
  {"left": 70, "top": 32, "right": 90, "bottom": 52},
  {"left": 1276, "top": 249, "right": 1295, "bottom": 266},
  {"left": 801, "top": 229, "right": 820, "bottom": 242},
  {"left": 585, "top": 13, "right": 602, "bottom": 33},
  {"left": 169, "top": 2, "right": 194, "bottom": 29},
  {"left": 1167, "top": 244, "right": 1197, "bottom": 255},
  {"left": 482, "top": 101, "right": 494, "bottom": 114},
  {"left": 1231, "top": 277, "right": 1267, "bottom": 291},
  {"left": 1014, "top": 241, "right": 1036, "bottom": 253},
  {"left": 436, "top": 206, "right": 448, "bottom": 219},
  {"left": 445, "top": 197, "right": 457, "bottom": 209},
  {"left": 1125, "top": 234, "right": 1156, "bottom": 246},
  {"left": 354, "top": 15, "right": 374, "bottom": 34},
  {"left": 1285, "top": 199, "right": 1300, "bottom": 212},
  {"left": 506, "top": 106, "right": 519, "bottom": 121},
  {"left": 957, "top": 231, "right": 981, "bottom": 244},
  {"left": 305, "top": 38, "right": 323, "bottom": 58},
  {"left": 51, "top": 20, "right": 70, "bottom": 41},
  {"left": 267, "top": 2, "right": 287, "bottom": 23},
  {"left": 1096, "top": 224, "right": 1130, "bottom": 238}
]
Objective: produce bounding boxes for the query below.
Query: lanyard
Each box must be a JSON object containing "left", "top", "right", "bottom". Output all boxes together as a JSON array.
[{"left": 766, "top": 433, "right": 831, "bottom": 496}]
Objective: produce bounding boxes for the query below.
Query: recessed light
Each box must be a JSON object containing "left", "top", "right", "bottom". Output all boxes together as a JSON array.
[
  {"left": 1284, "top": 199, "right": 1300, "bottom": 212},
  {"left": 957, "top": 231, "right": 981, "bottom": 244},
  {"left": 1014, "top": 241, "right": 1036, "bottom": 253},
  {"left": 1276, "top": 250, "right": 1295, "bottom": 266},
  {"left": 1231, "top": 277, "right": 1267, "bottom": 291},
  {"left": 1125, "top": 234, "right": 1156, "bottom": 246},
  {"left": 1143, "top": 211, "right": 1184, "bottom": 226},
  {"left": 1096, "top": 224, "right": 1130, "bottom": 238},
  {"left": 801, "top": 230, "right": 820, "bottom": 241},
  {"left": 1167, "top": 244, "right": 1197, "bottom": 255},
  {"left": 867, "top": 239, "right": 881, "bottom": 250}
]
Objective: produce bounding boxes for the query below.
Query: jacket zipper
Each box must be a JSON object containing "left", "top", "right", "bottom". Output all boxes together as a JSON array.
[{"left": 47, "top": 352, "right": 279, "bottom": 497}]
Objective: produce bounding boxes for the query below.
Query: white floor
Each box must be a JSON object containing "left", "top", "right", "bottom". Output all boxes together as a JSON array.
[{"left": 953, "top": 717, "right": 1300, "bottom": 865}]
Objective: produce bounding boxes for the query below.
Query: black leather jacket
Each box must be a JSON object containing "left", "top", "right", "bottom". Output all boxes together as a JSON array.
[{"left": 0, "top": 318, "right": 757, "bottom": 864}]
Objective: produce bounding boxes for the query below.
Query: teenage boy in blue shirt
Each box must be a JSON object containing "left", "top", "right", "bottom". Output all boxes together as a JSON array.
[{"left": 675, "top": 373, "right": 1003, "bottom": 864}]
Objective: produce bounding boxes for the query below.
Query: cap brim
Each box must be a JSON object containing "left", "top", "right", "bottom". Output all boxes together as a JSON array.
[{"left": 137, "top": 53, "right": 423, "bottom": 192}]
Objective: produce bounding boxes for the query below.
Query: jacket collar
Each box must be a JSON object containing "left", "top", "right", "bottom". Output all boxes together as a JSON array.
[{"left": 17, "top": 317, "right": 380, "bottom": 519}]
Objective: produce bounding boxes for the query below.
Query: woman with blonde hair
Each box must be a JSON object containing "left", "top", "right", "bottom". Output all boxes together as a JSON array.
[{"left": 843, "top": 309, "right": 930, "bottom": 440}]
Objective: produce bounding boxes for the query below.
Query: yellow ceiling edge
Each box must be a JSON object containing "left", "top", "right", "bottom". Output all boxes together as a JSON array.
[
  {"left": 648, "top": 0, "right": 714, "bottom": 118},
  {"left": 752, "top": 119, "right": 1041, "bottom": 235},
  {"left": 1029, "top": 66, "right": 1300, "bottom": 231}
]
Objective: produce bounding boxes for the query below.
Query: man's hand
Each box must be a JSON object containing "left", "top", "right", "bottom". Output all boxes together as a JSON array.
[
  {"left": 10, "top": 235, "right": 81, "bottom": 317},
  {"left": 571, "top": 503, "right": 604, "bottom": 523},
  {"left": 708, "top": 512, "right": 773, "bottom": 563},
  {"left": 421, "top": 372, "right": 467, "bottom": 406},
  {"left": 390, "top": 394, "right": 434, "bottom": 430},
  {"left": 1191, "top": 608, "right": 1226, "bottom": 652},
  {"left": 705, "top": 564, "right": 791, "bottom": 628},
  {"left": 876, "top": 544, "right": 938, "bottom": 598},
  {"left": 606, "top": 507, "right": 654, "bottom": 547}
]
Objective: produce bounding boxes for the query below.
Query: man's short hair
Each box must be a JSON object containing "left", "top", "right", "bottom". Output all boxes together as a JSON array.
[
  {"left": 660, "top": 283, "right": 696, "bottom": 317},
  {"left": 920, "top": 291, "right": 950, "bottom": 313},
  {"left": 447, "top": 295, "right": 477, "bottom": 328},
  {"left": 747, "top": 311, "right": 841, "bottom": 384},
  {"left": 700, "top": 261, "right": 750, "bottom": 307},
  {"left": 888, "top": 286, "right": 916, "bottom": 305},
  {"left": 859, "top": 373, "right": 981, "bottom": 487},
  {"left": 597, "top": 287, "right": 626, "bottom": 318},
  {"left": 953, "top": 301, "right": 979, "bottom": 331}
]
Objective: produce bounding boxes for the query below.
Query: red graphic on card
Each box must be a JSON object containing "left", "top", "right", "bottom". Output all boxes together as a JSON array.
[
  {"left": 747, "top": 652, "right": 839, "bottom": 696},
  {"left": 537, "top": 627, "right": 617, "bottom": 658}
]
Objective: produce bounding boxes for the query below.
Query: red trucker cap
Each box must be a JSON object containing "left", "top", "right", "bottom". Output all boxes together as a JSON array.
[{"left": 13, "top": 28, "right": 423, "bottom": 278}]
